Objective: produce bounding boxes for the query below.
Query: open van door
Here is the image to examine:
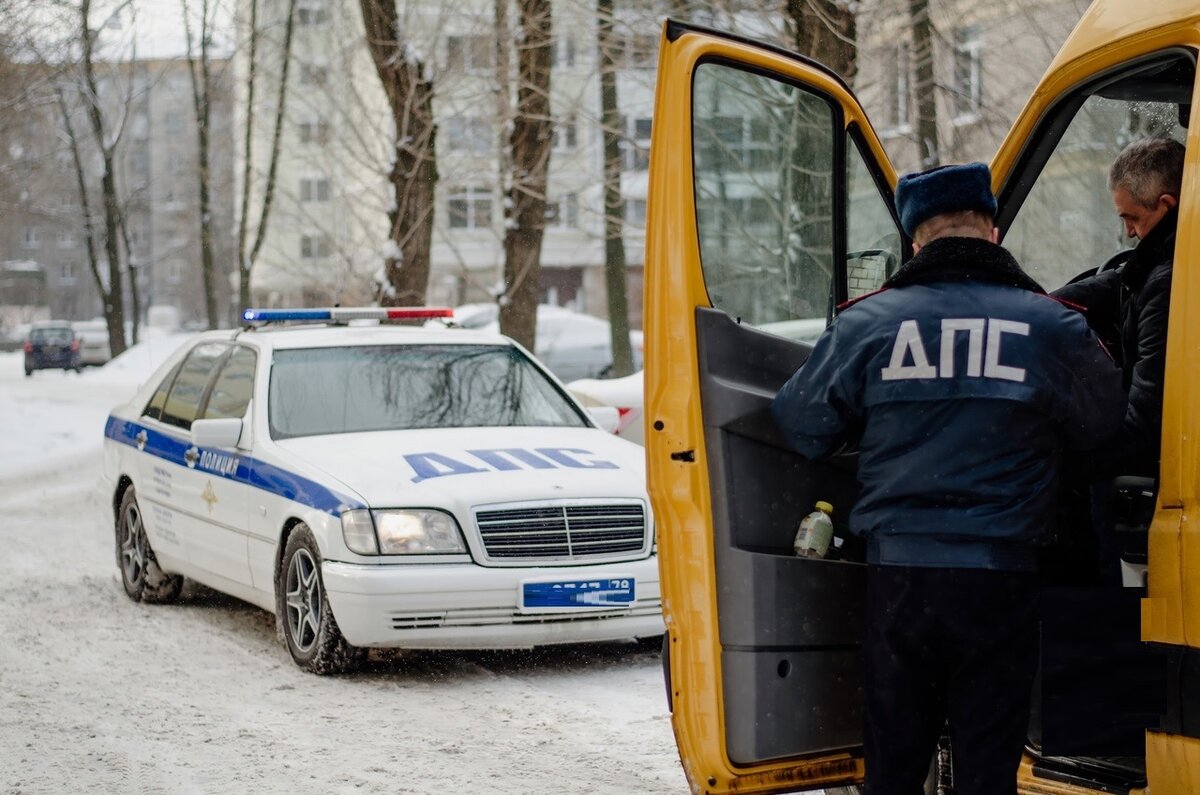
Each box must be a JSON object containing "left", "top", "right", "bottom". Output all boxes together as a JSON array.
[{"left": 644, "top": 21, "right": 903, "bottom": 794}]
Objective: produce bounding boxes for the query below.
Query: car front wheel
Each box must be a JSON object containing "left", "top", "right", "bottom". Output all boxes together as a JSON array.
[
  {"left": 116, "top": 486, "right": 183, "bottom": 603},
  {"left": 277, "top": 525, "right": 365, "bottom": 674}
]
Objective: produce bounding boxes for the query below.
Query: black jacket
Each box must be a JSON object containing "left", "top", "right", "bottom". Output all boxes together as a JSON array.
[
  {"left": 772, "top": 237, "right": 1124, "bottom": 571},
  {"left": 1053, "top": 209, "right": 1177, "bottom": 478}
]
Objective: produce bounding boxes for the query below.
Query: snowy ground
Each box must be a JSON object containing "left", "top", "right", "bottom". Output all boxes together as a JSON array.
[{"left": 0, "top": 337, "right": 689, "bottom": 795}]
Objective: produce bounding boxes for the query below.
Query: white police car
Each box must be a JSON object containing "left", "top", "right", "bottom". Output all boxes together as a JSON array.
[{"left": 101, "top": 307, "right": 661, "bottom": 673}]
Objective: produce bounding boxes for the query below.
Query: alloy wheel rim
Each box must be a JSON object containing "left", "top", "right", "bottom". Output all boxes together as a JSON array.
[
  {"left": 121, "top": 503, "right": 147, "bottom": 587},
  {"left": 285, "top": 549, "right": 321, "bottom": 653}
]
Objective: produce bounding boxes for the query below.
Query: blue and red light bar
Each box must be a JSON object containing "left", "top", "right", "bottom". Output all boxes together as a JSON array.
[{"left": 242, "top": 307, "right": 454, "bottom": 324}]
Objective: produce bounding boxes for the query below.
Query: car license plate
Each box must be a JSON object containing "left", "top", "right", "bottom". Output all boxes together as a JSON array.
[{"left": 519, "top": 577, "right": 635, "bottom": 612}]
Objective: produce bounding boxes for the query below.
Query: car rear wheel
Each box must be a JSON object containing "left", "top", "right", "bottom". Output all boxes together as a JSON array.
[
  {"left": 116, "top": 486, "right": 183, "bottom": 604},
  {"left": 277, "top": 525, "right": 365, "bottom": 674}
]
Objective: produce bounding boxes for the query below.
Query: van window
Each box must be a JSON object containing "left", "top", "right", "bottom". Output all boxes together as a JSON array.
[
  {"left": 1002, "top": 54, "right": 1193, "bottom": 289},
  {"left": 692, "top": 63, "right": 900, "bottom": 339},
  {"left": 693, "top": 62, "right": 836, "bottom": 330}
]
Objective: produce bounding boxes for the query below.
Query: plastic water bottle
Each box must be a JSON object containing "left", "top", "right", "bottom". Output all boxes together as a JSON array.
[{"left": 794, "top": 501, "right": 834, "bottom": 558}]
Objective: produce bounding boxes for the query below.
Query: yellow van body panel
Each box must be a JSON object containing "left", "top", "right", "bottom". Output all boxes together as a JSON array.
[{"left": 1146, "top": 731, "right": 1200, "bottom": 793}]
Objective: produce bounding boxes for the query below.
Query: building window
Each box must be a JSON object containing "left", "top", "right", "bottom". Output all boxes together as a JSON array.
[
  {"left": 545, "top": 193, "right": 578, "bottom": 229},
  {"left": 952, "top": 25, "right": 983, "bottom": 120},
  {"left": 553, "top": 116, "right": 578, "bottom": 152},
  {"left": 551, "top": 35, "right": 575, "bottom": 68},
  {"left": 130, "top": 113, "right": 149, "bottom": 140},
  {"left": 60, "top": 262, "right": 77, "bottom": 284},
  {"left": 165, "top": 259, "right": 183, "bottom": 285},
  {"left": 300, "top": 234, "right": 331, "bottom": 259},
  {"left": 624, "top": 198, "right": 646, "bottom": 226},
  {"left": 296, "top": 0, "right": 327, "bottom": 25},
  {"left": 164, "top": 112, "right": 183, "bottom": 135},
  {"left": 56, "top": 230, "right": 76, "bottom": 249},
  {"left": 447, "top": 186, "right": 492, "bottom": 229},
  {"left": 444, "top": 115, "right": 491, "bottom": 154},
  {"left": 298, "top": 115, "right": 329, "bottom": 145},
  {"left": 168, "top": 150, "right": 185, "bottom": 174},
  {"left": 884, "top": 43, "right": 911, "bottom": 130},
  {"left": 22, "top": 226, "right": 41, "bottom": 249},
  {"left": 446, "top": 35, "right": 494, "bottom": 73},
  {"left": 300, "top": 176, "right": 331, "bottom": 202},
  {"left": 693, "top": 115, "right": 776, "bottom": 171},
  {"left": 299, "top": 62, "right": 328, "bottom": 86},
  {"left": 621, "top": 116, "right": 652, "bottom": 171}
]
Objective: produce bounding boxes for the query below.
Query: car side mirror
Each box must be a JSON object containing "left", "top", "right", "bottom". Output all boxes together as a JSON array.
[
  {"left": 587, "top": 406, "right": 621, "bottom": 433},
  {"left": 192, "top": 418, "right": 244, "bottom": 449}
]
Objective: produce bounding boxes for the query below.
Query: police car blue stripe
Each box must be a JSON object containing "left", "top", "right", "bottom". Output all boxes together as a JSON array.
[{"left": 105, "top": 416, "right": 365, "bottom": 515}]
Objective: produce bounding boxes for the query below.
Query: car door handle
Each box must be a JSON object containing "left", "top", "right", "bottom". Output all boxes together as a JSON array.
[
  {"left": 185, "top": 446, "right": 200, "bottom": 468},
  {"left": 135, "top": 430, "right": 147, "bottom": 451}
]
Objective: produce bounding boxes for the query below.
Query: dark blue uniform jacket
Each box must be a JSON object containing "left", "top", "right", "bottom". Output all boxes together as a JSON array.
[{"left": 771, "top": 237, "right": 1125, "bottom": 572}]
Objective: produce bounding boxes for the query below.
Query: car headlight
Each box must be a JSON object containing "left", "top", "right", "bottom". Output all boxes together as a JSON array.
[{"left": 341, "top": 509, "right": 467, "bottom": 555}]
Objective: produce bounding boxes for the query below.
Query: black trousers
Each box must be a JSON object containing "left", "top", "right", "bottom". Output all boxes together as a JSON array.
[{"left": 863, "top": 565, "right": 1039, "bottom": 795}]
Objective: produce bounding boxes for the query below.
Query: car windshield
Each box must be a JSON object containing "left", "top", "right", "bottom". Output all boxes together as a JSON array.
[
  {"left": 30, "top": 327, "right": 72, "bottom": 343},
  {"left": 268, "top": 343, "right": 588, "bottom": 439}
]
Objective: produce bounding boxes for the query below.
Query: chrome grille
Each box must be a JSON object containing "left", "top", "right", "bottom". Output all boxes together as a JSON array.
[{"left": 475, "top": 503, "right": 647, "bottom": 561}]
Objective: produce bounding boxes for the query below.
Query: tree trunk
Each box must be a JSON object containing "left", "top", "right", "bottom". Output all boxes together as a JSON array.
[
  {"left": 79, "top": 0, "right": 126, "bottom": 356},
  {"left": 910, "top": 0, "right": 939, "bottom": 168},
  {"left": 238, "top": 0, "right": 297, "bottom": 312},
  {"left": 184, "top": 0, "right": 218, "bottom": 327},
  {"left": 57, "top": 87, "right": 107, "bottom": 331},
  {"left": 785, "top": 0, "right": 857, "bottom": 82},
  {"left": 498, "top": 0, "right": 552, "bottom": 351},
  {"left": 597, "top": 0, "right": 632, "bottom": 377},
  {"left": 359, "top": 0, "right": 437, "bottom": 307}
]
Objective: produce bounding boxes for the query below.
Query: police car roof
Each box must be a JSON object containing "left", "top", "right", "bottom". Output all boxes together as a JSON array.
[{"left": 212, "top": 324, "right": 517, "bottom": 351}]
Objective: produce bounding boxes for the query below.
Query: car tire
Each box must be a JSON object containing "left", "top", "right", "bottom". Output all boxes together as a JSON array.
[
  {"left": 277, "top": 525, "right": 365, "bottom": 675},
  {"left": 116, "top": 486, "right": 184, "bottom": 604}
]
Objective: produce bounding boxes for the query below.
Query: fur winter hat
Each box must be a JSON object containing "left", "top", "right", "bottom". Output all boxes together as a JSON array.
[{"left": 895, "top": 162, "right": 997, "bottom": 238}]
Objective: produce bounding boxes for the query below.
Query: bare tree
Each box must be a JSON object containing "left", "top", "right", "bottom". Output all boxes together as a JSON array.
[
  {"left": 596, "top": 0, "right": 632, "bottom": 377},
  {"left": 497, "top": 0, "right": 552, "bottom": 351},
  {"left": 909, "top": 0, "right": 939, "bottom": 167},
  {"left": 235, "top": 0, "right": 297, "bottom": 312},
  {"left": 359, "top": 0, "right": 438, "bottom": 307},
  {"left": 77, "top": 0, "right": 132, "bottom": 356},
  {"left": 182, "top": 0, "right": 219, "bottom": 327},
  {"left": 786, "top": 0, "right": 857, "bottom": 81}
]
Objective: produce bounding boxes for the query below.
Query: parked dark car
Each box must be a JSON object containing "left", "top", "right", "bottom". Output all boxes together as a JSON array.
[{"left": 24, "top": 323, "right": 81, "bottom": 376}]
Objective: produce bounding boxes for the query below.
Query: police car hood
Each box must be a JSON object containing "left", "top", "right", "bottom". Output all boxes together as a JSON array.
[{"left": 273, "top": 426, "right": 647, "bottom": 508}]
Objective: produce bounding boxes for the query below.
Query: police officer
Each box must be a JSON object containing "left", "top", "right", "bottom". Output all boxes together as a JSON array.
[{"left": 770, "top": 163, "right": 1125, "bottom": 795}]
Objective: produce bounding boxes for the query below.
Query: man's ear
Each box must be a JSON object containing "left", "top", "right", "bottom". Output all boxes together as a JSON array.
[
  {"left": 989, "top": 227, "right": 1001, "bottom": 244},
  {"left": 911, "top": 241, "right": 922, "bottom": 255},
  {"left": 1161, "top": 194, "right": 1179, "bottom": 210}
]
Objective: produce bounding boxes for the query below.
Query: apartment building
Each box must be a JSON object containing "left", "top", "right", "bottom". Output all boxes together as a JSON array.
[{"left": 0, "top": 57, "right": 235, "bottom": 326}]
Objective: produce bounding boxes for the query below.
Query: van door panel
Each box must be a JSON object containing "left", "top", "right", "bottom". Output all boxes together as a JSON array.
[{"left": 697, "top": 307, "right": 866, "bottom": 765}]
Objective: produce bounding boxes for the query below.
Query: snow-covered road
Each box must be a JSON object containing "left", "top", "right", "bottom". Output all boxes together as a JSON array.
[{"left": 0, "top": 344, "right": 688, "bottom": 794}]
